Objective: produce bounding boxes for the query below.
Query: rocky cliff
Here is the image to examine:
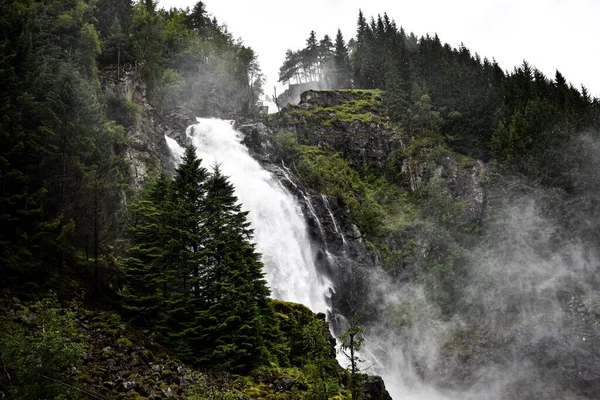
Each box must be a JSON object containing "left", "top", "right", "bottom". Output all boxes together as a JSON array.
[
  {"left": 105, "top": 81, "right": 600, "bottom": 398},
  {"left": 255, "top": 89, "right": 600, "bottom": 399},
  {"left": 256, "top": 90, "right": 487, "bottom": 320}
]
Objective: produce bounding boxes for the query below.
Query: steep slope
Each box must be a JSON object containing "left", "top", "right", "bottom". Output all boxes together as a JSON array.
[
  {"left": 1, "top": 292, "right": 393, "bottom": 400},
  {"left": 256, "top": 90, "right": 600, "bottom": 399}
]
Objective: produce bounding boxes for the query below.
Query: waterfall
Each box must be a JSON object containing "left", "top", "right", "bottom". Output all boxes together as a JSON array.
[
  {"left": 321, "top": 194, "right": 348, "bottom": 250},
  {"left": 165, "top": 117, "right": 600, "bottom": 400},
  {"left": 164, "top": 118, "right": 331, "bottom": 313}
]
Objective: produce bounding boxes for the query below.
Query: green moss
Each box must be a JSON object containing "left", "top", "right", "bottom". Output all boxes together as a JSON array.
[
  {"left": 103, "top": 348, "right": 116, "bottom": 357},
  {"left": 116, "top": 337, "right": 133, "bottom": 348},
  {"left": 75, "top": 373, "right": 93, "bottom": 384},
  {"left": 284, "top": 89, "right": 390, "bottom": 128}
]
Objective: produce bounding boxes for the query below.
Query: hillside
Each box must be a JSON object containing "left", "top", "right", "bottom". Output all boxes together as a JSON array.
[{"left": 2, "top": 2, "right": 600, "bottom": 400}]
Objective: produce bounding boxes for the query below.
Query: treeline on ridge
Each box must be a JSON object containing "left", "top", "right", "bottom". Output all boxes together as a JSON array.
[{"left": 278, "top": 10, "right": 600, "bottom": 185}]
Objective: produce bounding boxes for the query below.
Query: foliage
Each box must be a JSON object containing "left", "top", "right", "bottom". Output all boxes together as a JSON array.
[
  {"left": 122, "top": 147, "right": 276, "bottom": 372},
  {"left": 302, "top": 319, "right": 341, "bottom": 400},
  {"left": 273, "top": 136, "right": 384, "bottom": 238},
  {"left": 153, "top": 68, "right": 185, "bottom": 110},
  {"left": 0, "top": 294, "right": 85, "bottom": 399},
  {"left": 279, "top": 30, "right": 352, "bottom": 89},
  {"left": 0, "top": 0, "right": 128, "bottom": 292},
  {"left": 338, "top": 315, "right": 366, "bottom": 400},
  {"left": 285, "top": 90, "right": 388, "bottom": 127},
  {"left": 339, "top": 9, "right": 600, "bottom": 175}
]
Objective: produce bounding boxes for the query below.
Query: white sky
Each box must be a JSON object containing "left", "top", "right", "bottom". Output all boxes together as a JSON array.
[{"left": 158, "top": 0, "right": 600, "bottom": 99}]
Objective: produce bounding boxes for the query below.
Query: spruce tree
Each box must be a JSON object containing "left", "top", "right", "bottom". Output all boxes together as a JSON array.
[
  {"left": 305, "top": 30, "right": 319, "bottom": 81},
  {"left": 121, "top": 174, "right": 171, "bottom": 326},
  {"left": 333, "top": 29, "right": 351, "bottom": 88},
  {"left": 191, "top": 164, "right": 273, "bottom": 371},
  {"left": 164, "top": 146, "right": 209, "bottom": 357}
]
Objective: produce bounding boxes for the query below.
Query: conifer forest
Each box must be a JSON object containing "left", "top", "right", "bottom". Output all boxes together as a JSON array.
[{"left": 1, "top": 1, "right": 600, "bottom": 399}]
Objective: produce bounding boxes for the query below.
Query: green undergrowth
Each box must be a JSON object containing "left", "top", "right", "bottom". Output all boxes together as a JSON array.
[
  {"left": 271, "top": 131, "right": 418, "bottom": 243},
  {"left": 271, "top": 115, "right": 480, "bottom": 316},
  {"left": 0, "top": 294, "right": 352, "bottom": 400},
  {"left": 285, "top": 89, "right": 390, "bottom": 127}
]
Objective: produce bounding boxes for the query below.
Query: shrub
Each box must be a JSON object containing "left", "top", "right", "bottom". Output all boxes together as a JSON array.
[{"left": 0, "top": 294, "right": 85, "bottom": 399}]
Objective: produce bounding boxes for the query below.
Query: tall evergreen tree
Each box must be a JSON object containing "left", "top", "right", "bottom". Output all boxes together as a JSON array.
[
  {"left": 121, "top": 174, "right": 172, "bottom": 325},
  {"left": 319, "top": 34, "right": 334, "bottom": 84},
  {"left": 163, "top": 146, "right": 210, "bottom": 356},
  {"left": 191, "top": 164, "right": 272, "bottom": 371},
  {"left": 333, "top": 29, "right": 351, "bottom": 88}
]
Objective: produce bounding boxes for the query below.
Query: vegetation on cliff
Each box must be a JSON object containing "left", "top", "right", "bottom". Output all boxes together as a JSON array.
[
  {"left": 1, "top": 293, "right": 362, "bottom": 399},
  {"left": 272, "top": 9, "right": 600, "bottom": 323},
  {"left": 0, "top": 1, "right": 361, "bottom": 399},
  {"left": 279, "top": 10, "right": 600, "bottom": 182},
  {"left": 3, "top": 0, "right": 600, "bottom": 398}
]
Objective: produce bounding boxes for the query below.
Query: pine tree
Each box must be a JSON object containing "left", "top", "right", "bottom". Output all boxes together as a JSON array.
[
  {"left": 191, "top": 164, "right": 273, "bottom": 371},
  {"left": 333, "top": 29, "right": 351, "bottom": 88},
  {"left": 163, "top": 146, "right": 210, "bottom": 357},
  {"left": 353, "top": 10, "right": 369, "bottom": 87},
  {"left": 305, "top": 30, "right": 319, "bottom": 81},
  {"left": 339, "top": 314, "right": 366, "bottom": 400},
  {"left": 188, "top": 1, "right": 209, "bottom": 32},
  {"left": 121, "top": 174, "right": 172, "bottom": 326}
]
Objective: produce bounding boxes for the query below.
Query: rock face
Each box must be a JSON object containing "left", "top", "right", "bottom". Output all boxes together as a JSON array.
[
  {"left": 238, "top": 122, "right": 273, "bottom": 159},
  {"left": 258, "top": 89, "right": 488, "bottom": 322},
  {"left": 277, "top": 81, "right": 329, "bottom": 108},
  {"left": 282, "top": 90, "right": 396, "bottom": 171},
  {"left": 265, "top": 163, "right": 378, "bottom": 320},
  {"left": 300, "top": 90, "right": 359, "bottom": 107},
  {"left": 364, "top": 376, "right": 393, "bottom": 400},
  {"left": 101, "top": 70, "right": 197, "bottom": 186}
]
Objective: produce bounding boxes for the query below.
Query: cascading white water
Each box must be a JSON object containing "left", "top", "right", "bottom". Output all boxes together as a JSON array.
[
  {"left": 163, "top": 118, "right": 600, "bottom": 400},
  {"left": 321, "top": 194, "right": 348, "bottom": 250},
  {"left": 164, "top": 118, "right": 331, "bottom": 313}
]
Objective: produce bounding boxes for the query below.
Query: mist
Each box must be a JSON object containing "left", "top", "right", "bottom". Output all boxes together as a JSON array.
[{"left": 359, "top": 134, "right": 600, "bottom": 399}]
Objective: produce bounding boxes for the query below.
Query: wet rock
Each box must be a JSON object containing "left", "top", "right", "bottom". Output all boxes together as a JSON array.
[
  {"left": 278, "top": 378, "right": 296, "bottom": 390},
  {"left": 239, "top": 122, "right": 273, "bottom": 155},
  {"left": 363, "top": 375, "right": 393, "bottom": 400},
  {"left": 300, "top": 90, "right": 358, "bottom": 108},
  {"left": 277, "top": 81, "right": 328, "bottom": 108},
  {"left": 123, "top": 381, "right": 138, "bottom": 391}
]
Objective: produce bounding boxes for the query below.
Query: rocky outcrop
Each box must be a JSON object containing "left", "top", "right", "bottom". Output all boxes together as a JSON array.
[
  {"left": 277, "top": 81, "right": 328, "bottom": 109},
  {"left": 363, "top": 376, "right": 394, "bottom": 400},
  {"left": 238, "top": 122, "right": 273, "bottom": 160},
  {"left": 101, "top": 70, "right": 197, "bottom": 186},
  {"left": 300, "top": 90, "right": 359, "bottom": 108},
  {"left": 279, "top": 90, "right": 396, "bottom": 171}
]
